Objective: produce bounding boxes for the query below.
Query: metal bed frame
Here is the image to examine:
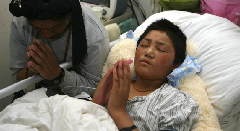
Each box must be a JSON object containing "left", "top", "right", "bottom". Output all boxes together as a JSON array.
[{"left": 0, "top": 62, "right": 72, "bottom": 99}]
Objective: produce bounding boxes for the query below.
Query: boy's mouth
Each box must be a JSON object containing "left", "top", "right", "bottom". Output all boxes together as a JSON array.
[{"left": 140, "top": 59, "right": 151, "bottom": 65}]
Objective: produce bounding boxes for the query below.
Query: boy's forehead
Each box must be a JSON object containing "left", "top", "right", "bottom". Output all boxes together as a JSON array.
[{"left": 145, "top": 31, "right": 171, "bottom": 42}]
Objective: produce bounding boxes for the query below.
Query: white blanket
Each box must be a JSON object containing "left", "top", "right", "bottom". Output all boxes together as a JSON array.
[{"left": 0, "top": 88, "right": 118, "bottom": 131}]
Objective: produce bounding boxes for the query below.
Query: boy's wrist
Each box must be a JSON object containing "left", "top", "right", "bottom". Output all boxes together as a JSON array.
[
  {"left": 109, "top": 108, "right": 126, "bottom": 119},
  {"left": 110, "top": 110, "right": 126, "bottom": 117},
  {"left": 110, "top": 111, "right": 136, "bottom": 129}
]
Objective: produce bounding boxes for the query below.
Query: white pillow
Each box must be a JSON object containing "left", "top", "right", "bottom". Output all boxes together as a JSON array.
[{"left": 133, "top": 11, "right": 240, "bottom": 131}]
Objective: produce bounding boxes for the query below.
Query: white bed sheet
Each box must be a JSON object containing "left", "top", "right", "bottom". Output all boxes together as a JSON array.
[{"left": 0, "top": 88, "right": 117, "bottom": 131}]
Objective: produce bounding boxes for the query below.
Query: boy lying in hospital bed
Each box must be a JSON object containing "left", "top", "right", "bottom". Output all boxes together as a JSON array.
[
  {"left": 92, "top": 19, "right": 199, "bottom": 131},
  {"left": 0, "top": 19, "right": 199, "bottom": 131}
]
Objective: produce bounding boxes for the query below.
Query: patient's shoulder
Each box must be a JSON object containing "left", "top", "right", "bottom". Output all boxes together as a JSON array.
[{"left": 156, "top": 83, "right": 198, "bottom": 104}]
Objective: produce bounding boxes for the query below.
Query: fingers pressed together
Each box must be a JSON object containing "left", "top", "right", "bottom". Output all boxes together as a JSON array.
[
  {"left": 108, "top": 59, "right": 132, "bottom": 113},
  {"left": 26, "top": 39, "right": 61, "bottom": 80}
]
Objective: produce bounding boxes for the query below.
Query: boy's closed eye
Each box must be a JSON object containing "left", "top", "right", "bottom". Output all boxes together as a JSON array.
[
  {"left": 158, "top": 48, "right": 166, "bottom": 52},
  {"left": 140, "top": 44, "right": 148, "bottom": 47}
]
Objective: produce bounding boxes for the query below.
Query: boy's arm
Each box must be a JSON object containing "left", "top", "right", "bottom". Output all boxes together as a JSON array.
[
  {"left": 110, "top": 111, "right": 138, "bottom": 131},
  {"left": 108, "top": 60, "right": 138, "bottom": 131}
]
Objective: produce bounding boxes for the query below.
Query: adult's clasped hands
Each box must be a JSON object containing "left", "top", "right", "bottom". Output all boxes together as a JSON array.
[{"left": 26, "top": 39, "right": 61, "bottom": 80}]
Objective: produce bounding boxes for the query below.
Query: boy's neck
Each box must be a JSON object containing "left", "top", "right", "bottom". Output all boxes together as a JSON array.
[
  {"left": 135, "top": 76, "right": 167, "bottom": 91},
  {"left": 128, "top": 77, "right": 167, "bottom": 100}
]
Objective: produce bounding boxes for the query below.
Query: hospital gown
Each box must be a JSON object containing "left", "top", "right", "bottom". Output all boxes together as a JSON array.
[{"left": 126, "top": 83, "right": 199, "bottom": 131}]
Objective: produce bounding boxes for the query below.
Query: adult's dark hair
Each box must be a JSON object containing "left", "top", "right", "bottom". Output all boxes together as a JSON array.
[
  {"left": 137, "top": 19, "right": 186, "bottom": 65},
  {"left": 9, "top": 0, "right": 87, "bottom": 71}
]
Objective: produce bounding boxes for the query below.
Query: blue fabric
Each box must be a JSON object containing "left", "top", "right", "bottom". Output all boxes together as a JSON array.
[
  {"left": 126, "top": 30, "right": 134, "bottom": 39},
  {"left": 167, "top": 55, "right": 202, "bottom": 88}
]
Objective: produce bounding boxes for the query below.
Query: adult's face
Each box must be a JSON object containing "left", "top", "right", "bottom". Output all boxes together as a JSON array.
[
  {"left": 29, "top": 19, "right": 70, "bottom": 39},
  {"left": 134, "top": 30, "right": 177, "bottom": 81}
]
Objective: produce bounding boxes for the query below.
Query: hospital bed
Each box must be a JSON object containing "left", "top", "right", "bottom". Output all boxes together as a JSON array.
[{"left": 0, "top": 10, "right": 240, "bottom": 131}]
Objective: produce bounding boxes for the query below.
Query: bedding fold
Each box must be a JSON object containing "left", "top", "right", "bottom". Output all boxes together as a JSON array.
[{"left": 0, "top": 88, "right": 118, "bottom": 131}]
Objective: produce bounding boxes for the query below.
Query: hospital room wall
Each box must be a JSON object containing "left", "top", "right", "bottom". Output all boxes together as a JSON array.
[{"left": 0, "top": 0, "right": 13, "bottom": 111}]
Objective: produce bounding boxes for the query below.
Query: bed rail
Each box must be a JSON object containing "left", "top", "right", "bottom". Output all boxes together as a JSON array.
[{"left": 0, "top": 62, "right": 72, "bottom": 99}]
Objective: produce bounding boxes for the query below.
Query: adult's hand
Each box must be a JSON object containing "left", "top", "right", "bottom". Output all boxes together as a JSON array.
[
  {"left": 27, "top": 39, "right": 61, "bottom": 80},
  {"left": 26, "top": 39, "right": 39, "bottom": 75}
]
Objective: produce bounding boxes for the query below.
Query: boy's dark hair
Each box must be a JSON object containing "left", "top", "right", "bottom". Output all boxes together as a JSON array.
[{"left": 137, "top": 19, "right": 186, "bottom": 65}]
